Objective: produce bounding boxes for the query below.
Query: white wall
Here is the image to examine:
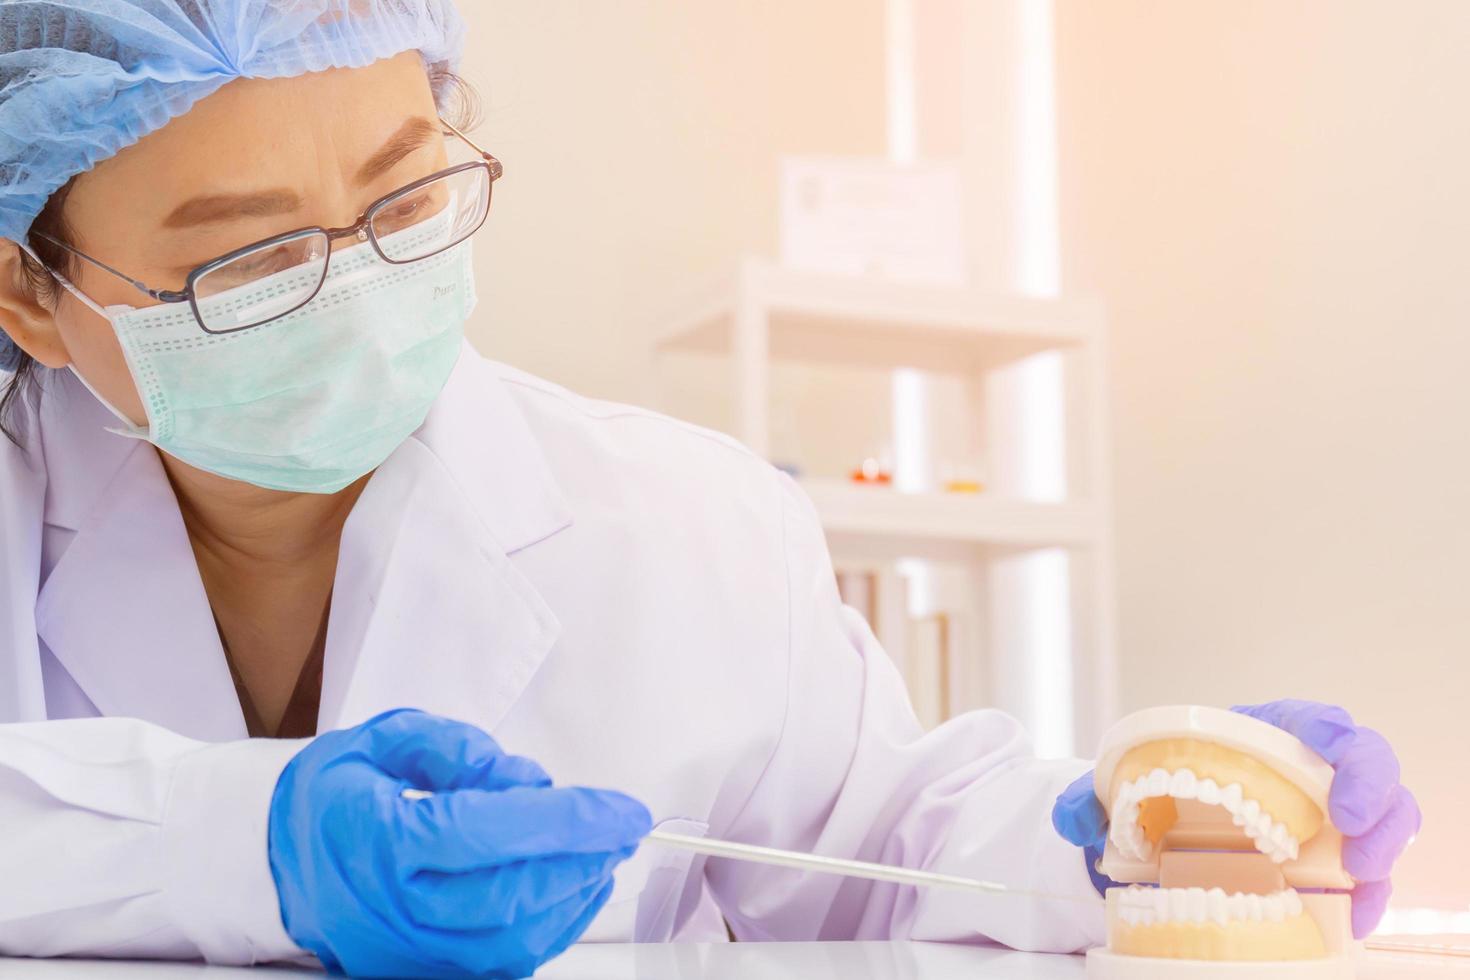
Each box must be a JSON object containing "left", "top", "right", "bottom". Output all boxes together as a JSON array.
[{"left": 1058, "top": 1, "right": 1470, "bottom": 910}]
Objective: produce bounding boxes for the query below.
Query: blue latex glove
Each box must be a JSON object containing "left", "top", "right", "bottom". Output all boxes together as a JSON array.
[
  {"left": 1051, "top": 700, "right": 1421, "bottom": 939},
  {"left": 1050, "top": 774, "right": 1120, "bottom": 898},
  {"left": 1231, "top": 700, "right": 1421, "bottom": 938},
  {"left": 269, "top": 709, "right": 652, "bottom": 979}
]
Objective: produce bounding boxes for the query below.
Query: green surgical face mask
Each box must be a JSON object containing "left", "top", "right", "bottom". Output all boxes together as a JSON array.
[{"left": 41, "top": 228, "right": 475, "bottom": 495}]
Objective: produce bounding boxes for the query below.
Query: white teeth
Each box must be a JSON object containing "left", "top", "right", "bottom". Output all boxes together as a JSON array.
[
  {"left": 1250, "top": 815, "right": 1273, "bottom": 846},
  {"left": 1207, "top": 887, "right": 1229, "bottom": 926},
  {"left": 1107, "top": 768, "right": 1299, "bottom": 864},
  {"left": 1109, "top": 795, "right": 1148, "bottom": 862},
  {"left": 1117, "top": 886, "right": 1304, "bottom": 925},
  {"left": 1186, "top": 887, "right": 1208, "bottom": 922},
  {"left": 1241, "top": 816, "right": 1297, "bottom": 865}
]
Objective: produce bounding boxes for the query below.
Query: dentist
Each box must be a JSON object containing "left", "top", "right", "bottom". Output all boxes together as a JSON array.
[{"left": 0, "top": 3, "right": 1418, "bottom": 978}]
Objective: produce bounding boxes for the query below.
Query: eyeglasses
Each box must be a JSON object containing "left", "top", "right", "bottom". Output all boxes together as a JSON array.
[{"left": 34, "top": 118, "right": 502, "bottom": 335}]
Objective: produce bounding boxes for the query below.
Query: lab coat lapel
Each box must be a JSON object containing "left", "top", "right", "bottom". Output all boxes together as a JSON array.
[
  {"left": 317, "top": 348, "right": 573, "bottom": 733},
  {"left": 34, "top": 439, "right": 246, "bottom": 741}
]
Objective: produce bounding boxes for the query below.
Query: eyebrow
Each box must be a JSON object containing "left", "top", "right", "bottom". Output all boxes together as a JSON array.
[
  {"left": 354, "top": 116, "right": 441, "bottom": 187},
  {"left": 160, "top": 117, "right": 441, "bottom": 229},
  {"left": 162, "top": 189, "right": 303, "bottom": 229}
]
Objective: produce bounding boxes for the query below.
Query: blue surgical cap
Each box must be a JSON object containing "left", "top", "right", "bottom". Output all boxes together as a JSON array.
[{"left": 0, "top": 0, "right": 466, "bottom": 372}]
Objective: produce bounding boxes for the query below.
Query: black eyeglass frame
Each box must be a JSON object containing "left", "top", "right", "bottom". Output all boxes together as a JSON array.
[{"left": 33, "top": 117, "right": 502, "bottom": 336}]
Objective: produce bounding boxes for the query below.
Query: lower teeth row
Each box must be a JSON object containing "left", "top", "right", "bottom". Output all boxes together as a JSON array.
[{"left": 1116, "top": 885, "right": 1304, "bottom": 927}]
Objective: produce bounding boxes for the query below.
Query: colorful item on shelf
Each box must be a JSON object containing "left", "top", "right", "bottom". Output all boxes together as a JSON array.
[
  {"left": 850, "top": 458, "right": 892, "bottom": 485},
  {"left": 944, "top": 480, "right": 984, "bottom": 494}
]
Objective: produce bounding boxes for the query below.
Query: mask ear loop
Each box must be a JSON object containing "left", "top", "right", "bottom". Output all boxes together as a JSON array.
[{"left": 18, "top": 239, "right": 151, "bottom": 440}]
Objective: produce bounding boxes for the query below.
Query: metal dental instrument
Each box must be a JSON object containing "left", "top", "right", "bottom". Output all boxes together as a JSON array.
[
  {"left": 400, "top": 789, "right": 1093, "bottom": 904},
  {"left": 645, "top": 829, "right": 1097, "bottom": 905}
]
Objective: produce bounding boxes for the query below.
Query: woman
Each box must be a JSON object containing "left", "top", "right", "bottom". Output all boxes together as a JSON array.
[{"left": 0, "top": 3, "right": 1419, "bottom": 978}]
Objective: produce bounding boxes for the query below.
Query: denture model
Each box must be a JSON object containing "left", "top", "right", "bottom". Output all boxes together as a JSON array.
[{"left": 1086, "top": 705, "right": 1357, "bottom": 978}]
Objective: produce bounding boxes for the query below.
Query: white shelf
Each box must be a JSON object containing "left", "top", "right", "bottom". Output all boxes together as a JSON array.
[
  {"left": 649, "top": 250, "right": 1115, "bottom": 745},
  {"left": 654, "top": 257, "right": 1102, "bottom": 374},
  {"left": 798, "top": 477, "right": 1100, "bottom": 560}
]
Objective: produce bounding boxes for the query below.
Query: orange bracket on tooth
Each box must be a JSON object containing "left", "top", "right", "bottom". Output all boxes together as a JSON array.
[{"left": 1138, "top": 796, "right": 1178, "bottom": 849}]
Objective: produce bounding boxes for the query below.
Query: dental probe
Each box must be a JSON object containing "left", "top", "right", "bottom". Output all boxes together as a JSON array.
[
  {"left": 399, "top": 789, "right": 1093, "bottom": 904},
  {"left": 645, "top": 828, "right": 1096, "bottom": 904}
]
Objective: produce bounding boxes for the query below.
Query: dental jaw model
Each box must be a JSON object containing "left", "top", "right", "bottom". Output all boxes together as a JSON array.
[{"left": 1087, "top": 706, "right": 1357, "bottom": 978}]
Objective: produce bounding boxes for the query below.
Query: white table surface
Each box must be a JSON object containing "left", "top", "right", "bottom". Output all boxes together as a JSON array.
[{"left": 0, "top": 943, "right": 1466, "bottom": 979}]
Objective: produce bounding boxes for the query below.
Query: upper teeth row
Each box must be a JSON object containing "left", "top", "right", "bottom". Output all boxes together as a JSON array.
[
  {"left": 1116, "top": 885, "right": 1304, "bottom": 927},
  {"left": 1109, "top": 767, "right": 1300, "bottom": 864}
]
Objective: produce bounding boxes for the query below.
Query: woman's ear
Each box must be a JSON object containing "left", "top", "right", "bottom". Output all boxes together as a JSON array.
[{"left": 0, "top": 239, "right": 70, "bottom": 369}]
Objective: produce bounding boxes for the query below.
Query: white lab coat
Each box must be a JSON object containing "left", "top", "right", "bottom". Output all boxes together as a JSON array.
[{"left": 0, "top": 343, "right": 1105, "bottom": 965}]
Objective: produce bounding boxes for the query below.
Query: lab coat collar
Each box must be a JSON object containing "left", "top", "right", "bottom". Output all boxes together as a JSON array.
[
  {"left": 410, "top": 343, "right": 574, "bottom": 556},
  {"left": 34, "top": 344, "right": 573, "bottom": 739},
  {"left": 36, "top": 368, "right": 147, "bottom": 535},
  {"left": 34, "top": 438, "right": 247, "bottom": 739},
  {"left": 316, "top": 436, "right": 563, "bottom": 733}
]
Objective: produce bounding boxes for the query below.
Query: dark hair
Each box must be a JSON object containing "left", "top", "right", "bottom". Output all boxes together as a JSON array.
[
  {"left": 0, "top": 178, "right": 74, "bottom": 445},
  {"left": 0, "top": 65, "right": 481, "bottom": 446}
]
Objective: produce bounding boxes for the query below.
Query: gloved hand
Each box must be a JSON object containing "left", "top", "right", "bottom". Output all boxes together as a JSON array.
[
  {"left": 1050, "top": 776, "right": 1118, "bottom": 899},
  {"left": 1051, "top": 699, "right": 1420, "bottom": 939},
  {"left": 268, "top": 708, "right": 652, "bottom": 979}
]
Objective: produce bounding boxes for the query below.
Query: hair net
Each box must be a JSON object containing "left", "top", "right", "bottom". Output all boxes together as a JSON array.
[{"left": 0, "top": 0, "right": 466, "bottom": 372}]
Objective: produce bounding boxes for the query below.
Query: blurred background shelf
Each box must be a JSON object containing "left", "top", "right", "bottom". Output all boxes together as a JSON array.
[
  {"left": 655, "top": 257, "right": 1100, "bottom": 376},
  {"left": 642, "top": 0, "right": 1115, "bottom": 756},
  {"left": 653, "top": 250, "right": 1115, "bottom": 753},
  {"left": 798, "top": 478, "right": 1099, "bottom": 560}
]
